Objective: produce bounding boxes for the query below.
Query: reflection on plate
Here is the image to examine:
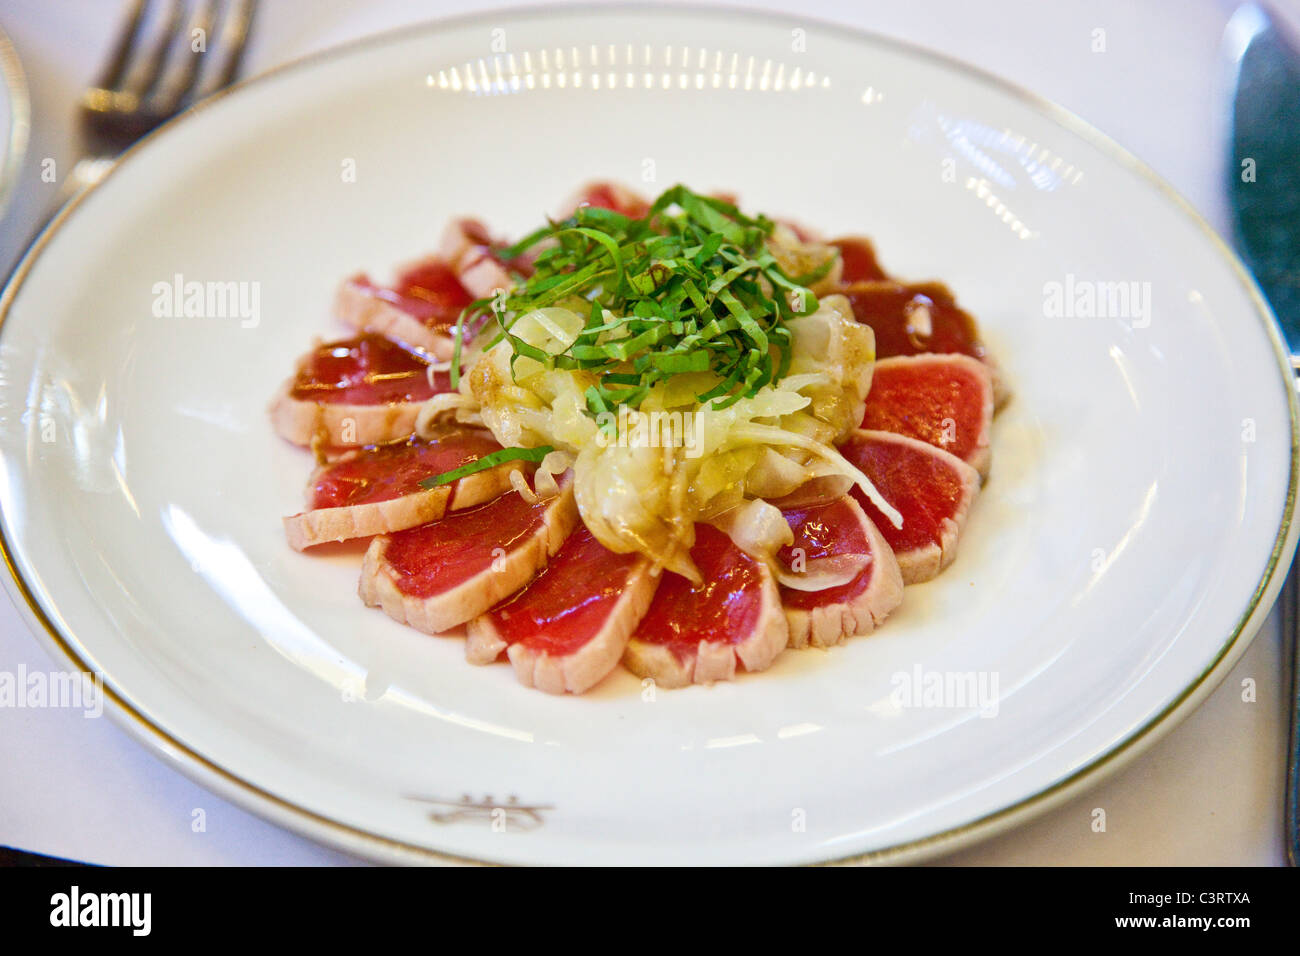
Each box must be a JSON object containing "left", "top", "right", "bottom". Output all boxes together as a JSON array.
[{"left": 0, "top": 23, "right": 29, "bottom": 222}]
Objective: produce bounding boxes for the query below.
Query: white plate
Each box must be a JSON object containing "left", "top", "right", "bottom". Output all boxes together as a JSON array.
[{"left": 1, "top": 5, "right": 1296, "bottom": 866}]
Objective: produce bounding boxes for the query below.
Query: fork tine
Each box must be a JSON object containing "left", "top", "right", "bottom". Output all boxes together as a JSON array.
[
  {"left": 151, "top": 0, "right": 218, "bottom": 112},
  {"left": 94, "top": 0, "right": 149, "bottom": 91},
  {"left": 198, "top": 0, "right": 257, "bottom": 98},
  {"left": 120, "top": 0, "right": 183, "bottom": 99},
  {"left": 79, "top": 0, "right": 258, "bottom": 155}
]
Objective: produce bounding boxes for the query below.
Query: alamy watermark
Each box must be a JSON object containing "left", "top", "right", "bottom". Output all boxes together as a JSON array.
[
  {"left": 889, "top": 665, "right": 999, "bottom": 718},
  {"left": 0, "top": 665, "right": 103, "bottom": 717},
  {"left": 1043, "top": 273, "right": 1151, "bottom": 328},
  {"left": 151, "top": 273, "right": 260, "bottom": 328},
  {"left": 50, "top": 886, "right": 150, "bottom": 936},
  {"left": 594, "top": 405, "right": 704, "bottom": 458}
]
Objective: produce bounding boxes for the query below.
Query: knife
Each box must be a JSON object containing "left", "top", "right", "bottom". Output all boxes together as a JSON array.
[{"left": 1225, "top": 1, "right": 1300, "bottom": 867}]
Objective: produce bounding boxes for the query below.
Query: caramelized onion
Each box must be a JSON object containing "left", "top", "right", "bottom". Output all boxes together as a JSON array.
[
  {"left": 415, "top": 393, "right": 475, "bottom": 438},
  {"left": 711, "top": 498, "right": 793, "bottom": 563},
  {"left": 509, "top": 468, "right": 540, "bottom": 504}
]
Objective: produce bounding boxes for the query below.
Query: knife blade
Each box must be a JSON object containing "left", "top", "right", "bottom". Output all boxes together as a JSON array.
[{"left": 1225, "top": 1, "right": 1300, "bottom": 867}]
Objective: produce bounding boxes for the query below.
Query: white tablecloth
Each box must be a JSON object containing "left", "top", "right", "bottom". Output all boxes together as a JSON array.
[{"left": 0, "top": 0, "right": 1291, "bottom": 865}]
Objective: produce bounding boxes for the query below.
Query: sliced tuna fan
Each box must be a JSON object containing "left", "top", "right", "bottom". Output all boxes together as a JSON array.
[{"left": 275, "top": 181, "right": 1009, "bottom": 695}]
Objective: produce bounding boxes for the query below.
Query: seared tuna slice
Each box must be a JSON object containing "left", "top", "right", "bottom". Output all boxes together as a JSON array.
[
  {"left": 359, "top": 477, "right": 578, "bottom": 635},
  {"left": 270, "top": 334, "right": 449, "bottom": 448},
  {"left": 829, "top": 237, "right": 890, "bottom": 283},
  {"left": 466, "top": 527, "right": 655, "bottom": 695},
  {"left": 859, "top": 354, "right": 994, "bottom": 478},
  {"left": 566, "top": 181, "right": 651, "bottom": 218},
  {"left": 438, "top": 218, "right": 535, "bottom": 300},
  {"left": 283, "top": 429, "right": 517, "bottom": 551},
  {"left": 622, "top": 524, "right": 788, "bottom": 688},
  {"left": 837, "top": 430, "right": 980, "bottom": 585},
  {"left": 778, "top": 496, "right": 904, "bottom": 648},
  {"left": 842, "top": 279, "right": 1009, "bottom": 406},
  {"left": 335, "top": 257, "right": 474, "bottom": 358}
]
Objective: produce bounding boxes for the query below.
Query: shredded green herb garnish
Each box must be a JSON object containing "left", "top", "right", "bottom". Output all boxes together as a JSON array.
[
  {"left": 417, "top": 445, "right": 555, "bottom": 490},
  {"left": 448, "top": 184, "right": 834, "bottom": 413}
]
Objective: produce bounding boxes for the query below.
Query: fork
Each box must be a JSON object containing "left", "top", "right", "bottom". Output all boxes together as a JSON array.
[{"left": 48, "top": 0, "right": 256, "bottom": 213}]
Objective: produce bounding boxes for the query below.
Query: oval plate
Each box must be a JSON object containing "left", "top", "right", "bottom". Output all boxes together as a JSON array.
[{"left": 1, "top": 5, "right": 1296, "bottom": 865}]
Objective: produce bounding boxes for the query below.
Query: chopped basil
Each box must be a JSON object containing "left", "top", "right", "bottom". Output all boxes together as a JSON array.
[
  {"left": 417, "top": 445, "right": 555, "bottom": 490},
  {"left": 447, "top": 185, "right": 830, "bottom": 413}
]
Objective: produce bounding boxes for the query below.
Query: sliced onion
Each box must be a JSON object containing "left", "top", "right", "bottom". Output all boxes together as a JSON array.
[
  {"left": 415, "top": 393, "right": 475, "bottom": 438},
  {"left": 907, "top": 302, "right": 933, "bottom": 339},
  {"left": 532, "top": 468, "right": 559, "bottom": 501},
  {"left": 767, "top": 474, "right": 854, "bottom": 509},
  {"left": 711, "top": 498, "right": 793, "bottom": 563},
  {"left": 744, "top": 447, "right": 810, "bottom": 500},
  {"left": 778, "top": 373, "right": 833, "bottom": 396},
  {"left": 509, "top": 468, "right": 539, "bottom": 504},
  {"left": 539, "top": 449, "right": 574, "bottom": 473},
  {"left": 775, "top": 553, "right": 871, "bottom": 591},
  {"left": 729, "top": 423, "right": 903, "bottom": 529},
  {"left": 533, "top": 449, "right": 573, "bottom": 501}
]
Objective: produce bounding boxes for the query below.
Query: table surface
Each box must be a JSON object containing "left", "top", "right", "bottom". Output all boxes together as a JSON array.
[{"left": 0, "top": 0, "right": 1293, "bottom": 866}]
